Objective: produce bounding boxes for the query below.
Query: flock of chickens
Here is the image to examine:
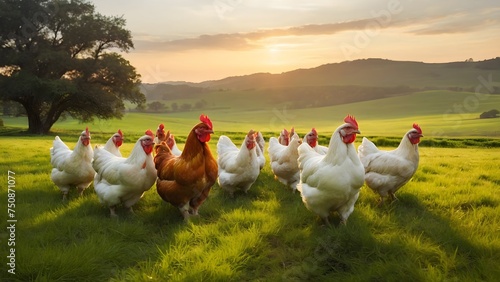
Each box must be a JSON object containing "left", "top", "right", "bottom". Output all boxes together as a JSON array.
[{"left": 49, "top": 114, "right": 423, "bottom": 224}]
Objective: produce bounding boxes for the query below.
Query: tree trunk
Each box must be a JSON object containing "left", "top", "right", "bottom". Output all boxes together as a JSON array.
[
  {"left": 26, "top": 109, "right": 46, "bottom": 134},
  {"left": 23, "top": 102, "right": 53, "bottom": 135}
]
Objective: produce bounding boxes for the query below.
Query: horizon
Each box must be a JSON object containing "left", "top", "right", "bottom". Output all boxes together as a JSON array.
[
  {"left": 142, "top": 57, "right": 500, "bottom": 85},
  {"left": 93, "top": 1, "right": 500, "bottom": 83}
]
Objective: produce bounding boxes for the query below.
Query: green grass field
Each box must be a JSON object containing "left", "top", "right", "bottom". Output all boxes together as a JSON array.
[
  {"left": 0, "top": 133, "right": 499, "bottom": 281},
  {"left": 3, "top": 90, "right": 500, "bottom": 138},
  {"left": 1, "top": 88, "right": 500, "bottom": 281}
]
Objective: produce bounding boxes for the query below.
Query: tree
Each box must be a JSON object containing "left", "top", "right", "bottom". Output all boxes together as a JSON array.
[
  {"left": 0, "top": 0, "right": 144, "bottom": 134},
  {"left": 171, "top": 102, "right": 178, "bottom": 112},
  {"left": 480, "top": 109, "right": 499, "bottom": 119},
  {"left": 180, "top": 103, "right": 192, "bottom": 111},
  {"left": 147, "top": 101, "right": 166, "bottom": 112}
]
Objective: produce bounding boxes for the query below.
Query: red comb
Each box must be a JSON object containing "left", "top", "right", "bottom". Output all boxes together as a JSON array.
[
  {"left": 159, "top": 124, "right": 164, "bottom": 130},
  {"left": 85, "top": 127, "right": 90, "bottom": 136},
  {"left": 145, "top": 129, "right": 154, "bottom": 138},
  {"left": 117, "top": 129, "right": 123, "bottom": 137},
  {"left": 312, "top": 128, "right": 317, "bottom": 135},
  {"left": 413, "top": 123, "right": 422, "bottom": 134},
  {"left": 344, "top": 115, "right": 358, "bottom": 128},
  {"left": 200, "top": 114, "right": 213, "bottom": 129}
]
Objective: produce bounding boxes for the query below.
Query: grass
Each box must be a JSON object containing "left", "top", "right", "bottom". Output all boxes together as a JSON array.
[
  {"left": 2, "top": 89, "right": 500, "bottom": 137},
  {"left": 0, "top": 88, "right": 499, "bottom": 280},
  {"left": 0, "top": 133, "right": 499, "bottom": 281}
]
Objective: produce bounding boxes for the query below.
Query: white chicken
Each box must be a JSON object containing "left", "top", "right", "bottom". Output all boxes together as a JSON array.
[
  {"left": 93, "top": 130, "right": 157, "bottom": 217},
  {"left": 303, "top": 128, "right": 328, "bottom": 154},
  {"left": 278, "top": 128, "right": 290, "bottom": 145},
  {"left": 165, "top": 131, "right": 183, "bottom": 156},
  {"left": 255, "top": 131, "right": 266, "bottom": 170},
  {"left": 217, "top": 130, "right": 261, "bottom": 197},
  {"left": 358, "top": 124, "right": 423, "bottom": 205},
  {"left": 50, "top": 128, "right": 95, "bottom": 201},
  {"left": 297, "top": 115, "right": 364, "bottom": 225},
  {"left": 102, "top": 129, "right": 124, "bottom": 157},
  {"left": 268, "top": 133, "right": 302, "bottom": 191}
]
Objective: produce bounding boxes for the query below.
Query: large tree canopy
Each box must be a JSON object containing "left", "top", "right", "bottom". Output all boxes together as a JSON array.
[{"left": 0, "top": 0, "right": 144, "bottom": 134}]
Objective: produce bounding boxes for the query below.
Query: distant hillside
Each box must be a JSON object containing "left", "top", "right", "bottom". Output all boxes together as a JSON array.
[
  {"left": 195, "top": 58, "right": 500, "bottom": 90},
  {"left": 140, "top": 58, "right": 500, "bottom": 110},
  {"left": 141, "top": 83, "right": 209, "bottom": 101}
]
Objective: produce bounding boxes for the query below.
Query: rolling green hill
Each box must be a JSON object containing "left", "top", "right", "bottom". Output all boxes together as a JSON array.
[
  {"left": 2, "top": 58, "right": 500, "bottom": 137},
  {"left": 140, "top": 58, "right": 500, "bottom": 116},
  {"left": 3, "top": 90, "right": 499, "bottom": 138}
]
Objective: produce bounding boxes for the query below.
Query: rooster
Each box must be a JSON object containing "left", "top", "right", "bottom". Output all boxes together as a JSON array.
[
  {"left": 358, "top": 124, "right": 423, "bottom": 205},
  {"left": 255, "top": 131, "right": 266, "bottom": 170},
  {"left": 102, "top": 129, "right": 124, "bottom": 157},
  {"left": 297, "top": 115, "right": 364, "bottom": 225},
  {"left": 303, "top": 128, "right": 328, "bottom": 154},
  {"left": 154, "top": 123, "right": 182, "bottom": 156},
  {"left": 217, "top": 130, "right": 261, "bottom": 197},
  {"left": 268, "top": 133, "right": 302, "bottom": 191},
  {"left": 154, "top": 114, "right": 218, "bottom": 220},
  {"left": 93, "top": 130, "right": 157, "bottom": 217},
  {"left": 50, "top": 128, "right": 94, "bottom": 201}
]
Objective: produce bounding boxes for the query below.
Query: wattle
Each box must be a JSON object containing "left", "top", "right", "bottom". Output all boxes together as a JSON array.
[
  {"left": 410, "top": 137, "right": 420, "bottom": 145},
  {"left": 343, "top": 134, "right": 357, "bottom": 144},
  {"left": 198, "top": 134, "right": 211, "bottom": 143},
  {"left": 143, "top": 144, "right": 153, "bottom": 155}
]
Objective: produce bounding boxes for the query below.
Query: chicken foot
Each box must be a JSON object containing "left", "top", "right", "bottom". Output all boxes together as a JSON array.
[
  {"left": 179, "top": 203, "right": 191, "bottom": 221},
  {"left": 109, "top": 206, "right": 118, "bottom": 217}
]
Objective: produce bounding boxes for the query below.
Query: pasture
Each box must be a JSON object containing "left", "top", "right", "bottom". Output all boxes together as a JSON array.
[
  {"left": 3, "top": 89, "right": 500, "bottom": 137},
  {"left": 0, "top": 131, "right": 499, "bottom": 281},
  {"left": 1, "top": 88, "right": 499, "bottom": 280}
]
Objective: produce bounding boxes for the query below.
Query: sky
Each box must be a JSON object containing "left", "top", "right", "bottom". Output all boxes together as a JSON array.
[{"left": 93, "top": 0, "right": 500, "bottom": 83}]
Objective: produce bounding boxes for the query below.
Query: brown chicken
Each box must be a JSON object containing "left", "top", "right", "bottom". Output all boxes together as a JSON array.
[{"left": 154, "top": 114, "right": 218, "bottom": 220}]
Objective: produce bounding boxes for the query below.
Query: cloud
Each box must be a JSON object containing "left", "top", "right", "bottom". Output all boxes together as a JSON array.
[
  {"left": 132, "top": 6, "right": 500, "bottom": 53},
  {"left": 407, "top": 8, "right": 500, "bottom": 35},
  {"left": 134, "top": 18, "right": 389, "bottom": 52}
]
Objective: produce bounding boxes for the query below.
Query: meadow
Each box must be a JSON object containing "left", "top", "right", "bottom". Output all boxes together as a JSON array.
[
  {"left": 0, "top": 131, "right": 499, "bottom": 281},
  {"left": 1, "top": 89, "right": 500, "bottom": 281},
  {"left": 3, "top": 89, "right": 500, "bottom": 137}
]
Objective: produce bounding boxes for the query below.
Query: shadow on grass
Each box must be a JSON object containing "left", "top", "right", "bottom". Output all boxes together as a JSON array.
[{"left": 279, "top": 191, "right": 500, "bottom": 281}]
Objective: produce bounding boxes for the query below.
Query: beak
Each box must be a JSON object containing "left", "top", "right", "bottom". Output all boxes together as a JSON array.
[
  {"left": 420, "top": 134, "right": 424, "bottom": 137},
  {"left": 207, "top": 129, "right": 214, "bottom": 134},
  {"left": 355, "top": 130, "right": 361, "bottom": 134}
]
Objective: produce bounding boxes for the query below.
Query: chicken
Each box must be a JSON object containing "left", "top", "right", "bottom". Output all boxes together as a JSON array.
[
  {"left": 93, "top": 130, "right": 157, "bottom": 217},
  {"left": 278, "top": 128, "right": 290, "bottom": 145},
  {"left": 303, "top": 128, "right": 328, "bottom": 154},
  {"left": 154, "top": 123, "right": 182, "bottom": 156},
  {"left": 154, "top": 114, "right": 218, "bottom": 220},
  {"left": 50, "top": 127, "right": 94, "bottom": 201},
  {"left": 297, "top": 115, "right": 364, "bottom": 225},
  {"left": 255, "top": 131, "right": 266, "bottom": 170},
  {"left": 102, "top": 129, "right": 124, "bottom": 157},
  {"left": 154, "top": 123, "right": 167, "bottom": 145},
  {"left": 268, "top": 132, "right": 302, "bottom": 191},
  {"left": 217, "top": 130, "right": 261, "bottom": 197},
  {"left": 358, "top": 124, "right": 423, "bottom": 205},
  {"left": 278, "top": 127, "right": 298, "bottom": 145},
  {"left": 165, "top": 131, "right": 183, "bottom": 156}
]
